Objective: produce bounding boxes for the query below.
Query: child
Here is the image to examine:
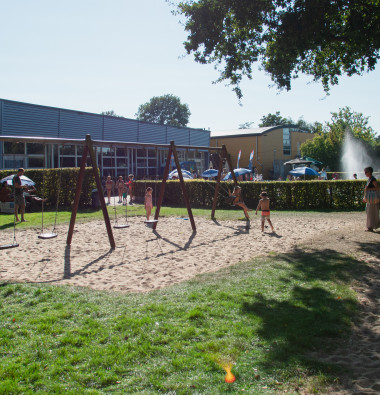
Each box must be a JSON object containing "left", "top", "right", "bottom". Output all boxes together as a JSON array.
[
  {"left": 128, "top": 174, "right": 135, "bottom": 205},
  {"left": 255, "top": 191, "right": 275, "bottom": 232},
  {"left": 144, "top": 187, "right": 153, "bottom": 220},
  {"left": 105, "top": 175, "right": 113, "bottom": 205},
  {"left": 117, "top": 176, "right": 124, "bottom": 203},
  {"left": 229, "top": 185, "right": 252, "bottom": 219},
  {"left": 122, "top": 181, "right": 129, "bottom": 205}
]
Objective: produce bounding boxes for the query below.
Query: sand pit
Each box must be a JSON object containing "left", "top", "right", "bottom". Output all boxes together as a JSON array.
[
  {"left": 1, "top": 211, "right": 379, "bottom": 393},
  {"left": 0, "top": 211, "right": 373, "bottom": 293}
]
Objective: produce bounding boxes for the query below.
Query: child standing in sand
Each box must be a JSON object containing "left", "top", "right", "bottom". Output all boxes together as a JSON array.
[
  {"left": 128, "top": 174, "right": 135, "bottom": 205},
  {"left": 144, "top": 187, "right": 153, "bottom": 220},
  {"left": 255, "top": 191, "right": 275, "bottom": 232},
  {"left": 105, "top": 175, "right": 113, "bottom": 205}
]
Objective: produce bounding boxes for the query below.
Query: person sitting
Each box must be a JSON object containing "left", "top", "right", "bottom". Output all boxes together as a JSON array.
[
  {"left": 0, "top": 181, "right": 13, "bottom": 202},
  {"left": 228, "top": 185, "right": 252, "bottom": 219}
]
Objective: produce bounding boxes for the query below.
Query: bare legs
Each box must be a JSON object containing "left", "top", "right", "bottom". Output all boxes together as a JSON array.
[
  {"left": 14, "top": 203, "right": 26, "bottom": 222},
  {"left": 235, "top": 202, "right": 252, "bottom": 219},
  {"left": 261, "top": 217, "right": 274, "bottom": 232}
]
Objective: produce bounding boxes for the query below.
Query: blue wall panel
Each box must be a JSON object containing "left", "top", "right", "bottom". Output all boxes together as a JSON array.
[
  {"left": 167, "top": 126, "right": 189, "bottom": 145},
  {"left": 103, "top": 117, "right": 139, "bottom": 142},
  {"left": 0, "top": 99, "right": 210, "bottom": 147},
  {"left": 59, "top": 110, "right": 103, "bottom": 139},
  {"left": 138, "top": 122, "right": 167, "bottom": 144},
  {"left": 1, "top": 100, "right": 59, "bottom": 137},
  {"left": 189, "top": 129, "right": 209, "bottom": 146}
]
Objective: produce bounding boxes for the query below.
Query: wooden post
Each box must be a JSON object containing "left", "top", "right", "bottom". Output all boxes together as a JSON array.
[
  {"left": 66, "top": 145, "right": 89, "bottom": 245},
  {"left": 152, "top": 145, "right": 172, "bottom": 230},
  {"left": 171, "top": 141, "right": 196, "bottom": 232},
  {"left": 66, "top": 135, "right": 116, "bottom": 249},
  {"left": 85, "top": 135, "right": 116, "bottom": 249},
  {"left": 211, "top": 145, "right": 227, "bottom": 219}
]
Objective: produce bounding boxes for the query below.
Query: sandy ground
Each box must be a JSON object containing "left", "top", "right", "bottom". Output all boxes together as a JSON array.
[{"left": 0, "top": 211, "right": 379, "bottom": 393}]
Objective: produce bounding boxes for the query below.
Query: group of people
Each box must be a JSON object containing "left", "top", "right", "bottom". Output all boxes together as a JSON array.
[
  {"left": 103, "top": 174, "right": 136, "bottom": 206},
  {"left": 2, "top": 165, "right": 378, "bottom": 232},
  {"left": 102, "top": 174, "right": 154, "bottom": 220},
  {"left": 229, "top": 164, "right": 379, "bottom": 233}
]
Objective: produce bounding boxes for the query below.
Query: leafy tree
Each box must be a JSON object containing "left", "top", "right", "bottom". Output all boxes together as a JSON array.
[
  {"left": 238, "top": 121, "right": 254, "bottom": 129},
  {"left": 174, "top": 0, "right": 380, "bottom": 98},
  {"left": 294, "top": 119, "right": 323, "bottom": 134},
  {"left": 300, "top": 107, "right": 378, "bottom": 170},
  {"left": 135, "top": 94, "right": 191, "bottom": 127},
  {"left": 101, "top": 110, "right": 124, "bottom": 117},
  {"left": 259, "top": 112, "right": 292, "bottom": 127}
]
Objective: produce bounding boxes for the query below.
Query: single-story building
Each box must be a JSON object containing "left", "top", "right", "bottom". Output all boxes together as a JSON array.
[
  {"left": 210, "top": 126, "right": 314, "bottom": 179},
  {"left": 0, "top": 99, "right": 211, "bottom": 178}
]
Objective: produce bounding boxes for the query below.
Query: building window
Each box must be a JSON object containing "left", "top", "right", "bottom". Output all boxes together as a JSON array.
[
  {"left": 4, "top": 142, "right": 24, "bottom": 155},
  {"left": 283, "top": 128, "right": 291, "bottom": 155},
  {"left": 4, "top": 159, "right": 24, "bottom": 168},
  {"left": 26, "top": 143, "right": 44, "bottom": 155},
  {"left": 28, "top": 157, "right": 44, "bottom": 168}
]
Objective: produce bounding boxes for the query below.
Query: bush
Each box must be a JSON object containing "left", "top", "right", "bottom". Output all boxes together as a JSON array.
[
  {"left": 134, "top": 179, "right": 366, "bottom": 211},
  {"left": 0, "top": 168, "right": 96, "bottom": 209}
]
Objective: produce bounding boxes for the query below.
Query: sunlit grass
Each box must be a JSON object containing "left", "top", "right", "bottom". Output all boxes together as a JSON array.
[{"left": 0, "top": 246, "right": 362, "bottom": 393}]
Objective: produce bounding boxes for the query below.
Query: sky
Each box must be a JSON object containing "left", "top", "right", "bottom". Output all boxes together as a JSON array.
[{"left": 1, "top": 0, "right": 379, "bottom": 135}]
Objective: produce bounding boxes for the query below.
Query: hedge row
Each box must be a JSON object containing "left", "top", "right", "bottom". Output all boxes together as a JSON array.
[
  {"left": 0, "top": 168, "right": 96, "bottom": 208},
  {"left": 1, "top": 169, "right": 367, "bottom": 210},
  {"left": 135, "top": 179, "right": 367, "bottom": 211}
]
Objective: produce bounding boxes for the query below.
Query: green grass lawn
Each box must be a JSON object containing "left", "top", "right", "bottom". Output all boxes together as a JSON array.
[{"left": 0, "top": 206, "right": 363, "bottom": 393}]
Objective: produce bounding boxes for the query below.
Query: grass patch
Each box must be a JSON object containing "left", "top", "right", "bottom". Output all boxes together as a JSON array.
[{"left": 0, "top": 245, "right": 362, "bottom": 393}]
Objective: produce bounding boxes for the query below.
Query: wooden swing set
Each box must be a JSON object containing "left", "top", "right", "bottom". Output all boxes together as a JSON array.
[
  {"left": 0, "top": 134, "right": 238, "bottom": 251},
  {"left": 66, "top": 135, "right": 238, "bottom": 249}
]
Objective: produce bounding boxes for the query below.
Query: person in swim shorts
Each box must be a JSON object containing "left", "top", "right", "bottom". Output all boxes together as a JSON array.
[{"left": 255, "top": 191, "right": 275, "bottom": 232}]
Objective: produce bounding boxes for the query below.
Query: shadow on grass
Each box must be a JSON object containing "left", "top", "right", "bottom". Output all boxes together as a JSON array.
[
  {"left": 0, "top": 220, "right": 16, "bottom": 230},
  {"left": 241, "top": 248, "right": 363, "bottom": 373}
]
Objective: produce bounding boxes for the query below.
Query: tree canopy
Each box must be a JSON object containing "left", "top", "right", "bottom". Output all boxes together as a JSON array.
[
  {"left": 174, "top": 0, "right": 380, "bottom": 98},
  {"left": 300, "top": 107, "right": 379, "bottom": 170},
  {"left": 259, "top": 112, "right": 291, "bottom": 127},
  {"left": 257, "top": 111, "right": 321, "bottom": 133},
  {"left": 101, "top": 110, "right": 124, "bottom": 117},
  {"left": 135, "top": 94, "right": 191, "bottom": 127}
]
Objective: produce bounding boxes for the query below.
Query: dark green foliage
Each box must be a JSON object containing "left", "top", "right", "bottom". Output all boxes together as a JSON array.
[
  {"left": 300, "top": 107, "right": 379, "bottom": 170},
  {"left": 0, "top": 168, "right": 96, "bottom": 208},
  {"left": 135, "top": 179, "right": 367, "bottom": 211},
  {"left": 174, "top": 0, "right": 380, "bottom": 98},
  {"left": 135, "top": 94, "right": 191, "bottom": 127}
]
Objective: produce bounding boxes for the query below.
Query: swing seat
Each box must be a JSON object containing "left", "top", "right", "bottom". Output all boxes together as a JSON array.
[
  {"left": 224, "top": 195, "right": 236, "bottom": 205},
  {"left": 0, "top": 243, "right": 19, "bottom": 250},
  {"left": 38, "top": 233, "right": 58, "bottom": 239},
  {"left": 113, "top": 224, "right": 129, "bottom": 229},
  {"left": 144, "top": 219, "right": 158, "bottom": 224}
]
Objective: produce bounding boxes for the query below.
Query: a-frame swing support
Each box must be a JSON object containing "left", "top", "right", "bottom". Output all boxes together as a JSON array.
[
  {"left": 153, "top": 140, "right": 196, "bottom": 232},
  {"left": 66, "top": 135, "right": 116, "bottom": 249},
  {"left": 65, "top": 135, "right": 234, "bottom": 247},
  {"left": 211, "top": 144, "right": 238, "bottom": 219}
]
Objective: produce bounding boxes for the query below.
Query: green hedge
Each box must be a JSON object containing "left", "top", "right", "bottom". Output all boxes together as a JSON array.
[
  {"left": 1, "top": 169, "right": 367, "bottom": 211},
  {"left": 135, "top": 179, "right": 367, "bottom": 211},
  {"left": 0, "top": 168, "right": 96, "bottom": 208}
]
